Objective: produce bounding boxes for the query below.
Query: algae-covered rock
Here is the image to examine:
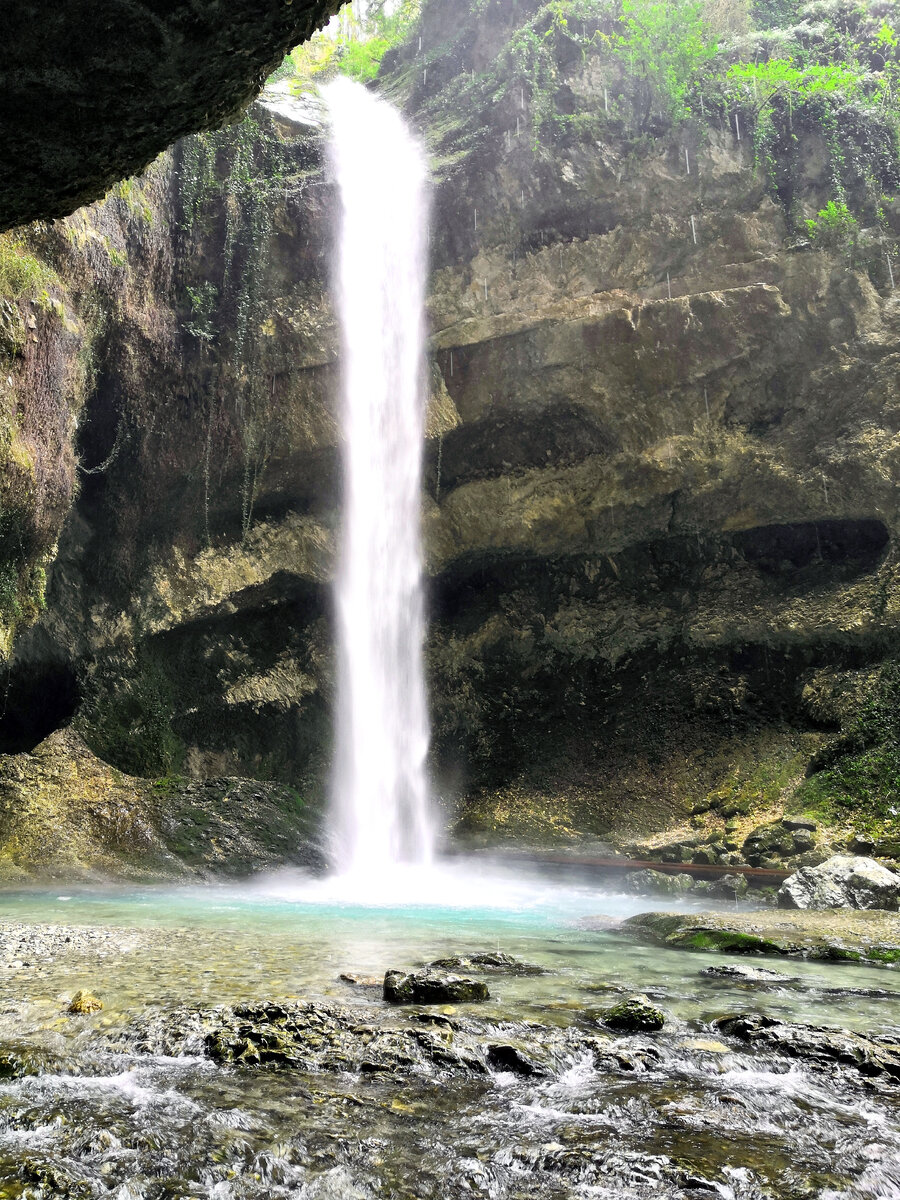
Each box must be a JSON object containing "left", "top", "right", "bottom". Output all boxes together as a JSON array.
[
  {"left": 67, "top": 990, "right": 102, "bottom": 1014},
  {"left": 778, "top": 856, "right": 900, "bottom": 912},
  {"left": 383, "top": 970, "right": 490, "bottom": 1005},
  {"left": 601, "top": 994, "right": 666, "bottom": 1033}
]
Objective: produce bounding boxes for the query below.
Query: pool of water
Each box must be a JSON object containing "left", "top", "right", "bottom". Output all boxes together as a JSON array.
[{"left": 0, "top": 863, "right": 896, "bottom": 1199}]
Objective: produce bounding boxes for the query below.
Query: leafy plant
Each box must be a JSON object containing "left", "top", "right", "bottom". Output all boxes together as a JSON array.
[
  {"left": 616, "top": 0, "right": 719, "bottom": 122},
  {"left": 805, "top": 198, "right": 860, "bottom": 248}
]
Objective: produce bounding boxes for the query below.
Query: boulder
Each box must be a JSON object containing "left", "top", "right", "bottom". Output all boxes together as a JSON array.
[
  {"left": 623, "top": 869, "right": 693, "bottom": 897},
  {"left": 383, "top": 970, "right": 490, "bottom": 1005},
  {"left": 601, "top": 994, "right": 666, "bottom": 1032},
  {"left": 778, "top": 855, "right": 900, "bottom": 911},
  {"left": 702, "top": 873, "right": 749, "bottom": 901},
  {"left": 486, "top": 1043, "right": 544, "bottom": 1076}
]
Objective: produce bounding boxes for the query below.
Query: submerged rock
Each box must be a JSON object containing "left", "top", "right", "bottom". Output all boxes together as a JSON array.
[
  {"left": 67, "top": 990, "right": 103, "bottom": 1014},
  {"left": 700, "top": 964, "right": 792, "bottom": 982},
  {"left": 383, "top": 970, "right": 490, "bottom": 1005},
  {"left": 778, "top": 855, "right": 900, "bottom": 911},
  {"left": 339, "top": 973, "right": 381, "bottom": 988},
  {"left": 601, "top": 994, "right": 666, "bottom": 1033},
  {"left": 427, "top": 951, "right": 546, "bottom": 975},
  {"left": 714, "top": 1013, "right": 900, "bottom": 1082}
]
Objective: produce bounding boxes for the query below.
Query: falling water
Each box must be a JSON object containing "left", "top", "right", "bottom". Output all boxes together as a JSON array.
[{"left": 325, "top": 78, "right": 434, "bottom": 880}]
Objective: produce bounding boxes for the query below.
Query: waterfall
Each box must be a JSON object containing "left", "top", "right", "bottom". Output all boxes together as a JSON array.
[{"left": 324, "top": 78, "right": 434, "bottom": 880}]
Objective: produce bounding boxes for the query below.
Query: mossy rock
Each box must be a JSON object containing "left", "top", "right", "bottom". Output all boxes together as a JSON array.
[{"left": 602, "top": 994, "right": 666, "bottom": 1032}]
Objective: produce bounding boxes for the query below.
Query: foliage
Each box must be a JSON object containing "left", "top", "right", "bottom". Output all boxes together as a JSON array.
[
  {"left": 805, "top": 198, "right": 860, "bottom": 247},
  {"left": 616, "top": 0, "right": 719, "bottom": 121},
  {"left": 797, "top": 663, "right": 900, "bottom": 833},
  {"left": 277, "top": 1, "right": 421, "bottom": 94}
]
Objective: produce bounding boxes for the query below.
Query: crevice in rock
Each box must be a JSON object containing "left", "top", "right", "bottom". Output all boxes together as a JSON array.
[{"left": 733, "top": 519, "right": 889, "bottom": 578}]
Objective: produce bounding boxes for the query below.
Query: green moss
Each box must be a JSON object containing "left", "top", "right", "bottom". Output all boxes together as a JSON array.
[
  {"left": 868, "top": 947, "right": 900, "bottom": 964},
  {"left": 676, "top": 929, "right": 783, "bottom": 955},
  {"left": 795, "top": 661, "right": 900, "bottom": 838},
  {"left": 79, "top": 653, "right": 187, "bottom": 778},
  {"left": 0, "top": 232, "right": 59, "bottom": 305}
]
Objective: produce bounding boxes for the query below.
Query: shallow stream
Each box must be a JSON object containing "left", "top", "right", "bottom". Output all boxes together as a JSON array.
[{"left": 0, "top": 863, "right": 897, "bottom": 1199}]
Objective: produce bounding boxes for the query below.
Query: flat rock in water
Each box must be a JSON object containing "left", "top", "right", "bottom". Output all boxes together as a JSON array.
[
  {"left": 383, "top": 969, "right": 490, "bottom": 1005},
  {"left": 714, "top": 1013, "right": 900, "bottom": 1082},
  {"left": 700, "top": 964, "right": 793, "bottom": 982},
  {"left": 339, "top": 973, "right": 381, "bottom": 988},
  {"left": 427, "top": 951, "right": 546, "bottom": 976},
  {"left": 778, "top": 855, "right": 900, "bottom": 911}
]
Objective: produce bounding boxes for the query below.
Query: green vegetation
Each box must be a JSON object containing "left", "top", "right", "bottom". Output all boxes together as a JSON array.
[
  {"left": 79, "top": 653, "right": 186, "bottom": 778},
  {"left": 0, "top": 233, "right": 58, "bottom": 306},
  {"left": 617, "top": 0, "right": 718, "bottom": 122},
  {"left": 795, "top": 662, "right": 900, "bottom": 835},
  {"left": 272, "top": 1, "right": 421, "bottom": 94},
  {"left": 805, "top": 199, "right": 859, "bottom": 250}
]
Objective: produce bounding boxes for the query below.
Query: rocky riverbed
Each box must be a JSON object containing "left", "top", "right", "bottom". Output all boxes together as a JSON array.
[{"left": 0, "top": 880, "right": 895, "bottom": 1197}]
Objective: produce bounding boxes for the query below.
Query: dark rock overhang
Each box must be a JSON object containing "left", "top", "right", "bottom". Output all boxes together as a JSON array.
[{"left": 1, "top": 0, "right": 339, "bottom": 231}]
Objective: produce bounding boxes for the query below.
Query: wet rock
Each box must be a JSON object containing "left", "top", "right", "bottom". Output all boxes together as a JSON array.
[
  {"left": 700, "top": 873, "right": 749, "bottom": 901},
  {"left": 427, "top": 951, "right": 545, "bottom": 975},
  {"left": 778, "top": 855, "right": 900, "bottom": 911},
  {"left": 67, "top": 990, "right": 103, "bottom": 1014},
  {"left": 622, "top": 868, "right": 693, "bottom": 896},
  {"left": 601, "top": 994, "right": 666, "bottom": 1033},
  {"left": 339, "top": 973, "right": 381, "bottom": 988},
  {"left": 486, "top": 1043, "right": 544, "bottom": 1076},
  {"left": 714, "top": 1013, "right": 900, "bottom": 1082},
  {"left": 133, "top": 1000, "right": 489, "bottom": 1076},
  {"left": 700, "top": 963, "right": 792, "bottom": 982},
  {"left": 383, "top": 970, "right": 490, "bottom": 1005}
]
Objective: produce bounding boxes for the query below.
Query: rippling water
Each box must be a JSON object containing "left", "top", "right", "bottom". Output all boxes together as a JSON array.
[{"left": 0, "top": 864, "right": 897, "bottom": 1198}]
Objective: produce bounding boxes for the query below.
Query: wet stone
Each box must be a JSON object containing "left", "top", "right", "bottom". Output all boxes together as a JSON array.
[
  {"left": 427, "top": 951, "right": 546, "bottom": 975},
  {"left": 383, "top": 969, "right": 490, "bottom": 1005},
  {"left": 67, "top": 990, "right": 103, "bottom": 1014},
  {"left": 485, "top": 1043, "right": 545, "bottom": 1076},
  {"left": 601, "top": 994, "right": 667, "bottom": 1033},
  {"left": 700, "top": 964, "right": 793, "bottom": 982},
  {"left": 714, "top": 1013, "right": 900, "bottom": 1083}
]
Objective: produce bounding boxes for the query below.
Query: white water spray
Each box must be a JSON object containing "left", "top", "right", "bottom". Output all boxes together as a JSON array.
[{"left": 325, "top": 78, "right": 434, "bottom": 880}]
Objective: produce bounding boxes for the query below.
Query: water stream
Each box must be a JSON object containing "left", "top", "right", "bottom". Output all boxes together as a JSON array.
[{"left": 325, "top": 78, "right": 434, "bottom": 881}]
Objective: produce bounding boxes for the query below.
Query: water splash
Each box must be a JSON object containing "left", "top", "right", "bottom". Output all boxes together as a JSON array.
[{"left": 324, "top": 78, "right": 434, "bottom": 880}]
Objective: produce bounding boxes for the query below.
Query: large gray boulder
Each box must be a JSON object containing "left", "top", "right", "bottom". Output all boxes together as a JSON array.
[{"left": 778, "top": 855, "right": 900, "bottom": 911}]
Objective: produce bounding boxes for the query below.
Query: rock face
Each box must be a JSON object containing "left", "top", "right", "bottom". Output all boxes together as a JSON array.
[
  {"left": 2, "top": 0, "right": 900, "bottom": 867},
  {"left": 0, "top": 727, "right": 318, "bottom": 880},
  {"left": 778, "top": 855, "right": 900, "bottom": 911},
  {"left": 0, "top": 0, "right": 338, "bottom": 230},
  {"left": 383, "top": 969, "right": 490, "bottom": 1005}
]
